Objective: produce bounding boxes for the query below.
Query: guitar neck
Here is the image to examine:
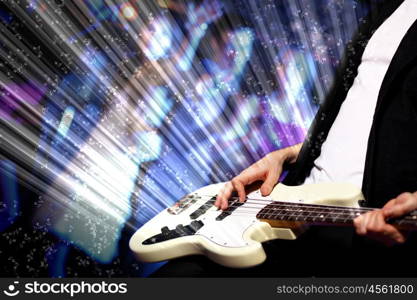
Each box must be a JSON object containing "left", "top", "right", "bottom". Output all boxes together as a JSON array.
[{"left": 256, "top": 201, "right": 417, "bottom": 231}]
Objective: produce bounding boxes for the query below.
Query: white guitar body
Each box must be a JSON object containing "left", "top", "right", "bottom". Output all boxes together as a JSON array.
[{"left": 129, "top": 182, "right": 364, "bottom": 268}]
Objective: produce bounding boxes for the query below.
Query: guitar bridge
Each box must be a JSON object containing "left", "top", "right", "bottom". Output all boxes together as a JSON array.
[{"left": 167, "top": 194, "right": 201, "bottom": 215}]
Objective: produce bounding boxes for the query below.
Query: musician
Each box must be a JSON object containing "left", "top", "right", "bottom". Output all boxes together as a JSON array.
[
  {"left": 154, "top": 0, "right": 417, "bottom": 276},
  {"left": 218, "top": 0, "right": 417, "bottom": 245}
]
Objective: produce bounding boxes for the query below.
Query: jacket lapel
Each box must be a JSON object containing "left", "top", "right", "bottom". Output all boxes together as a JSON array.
[
  {"left": 375, "top": 20, "right": 417, "bottom": 116},
  {"left": 362, "top": 12, "right": 417, "bottom": 203}
]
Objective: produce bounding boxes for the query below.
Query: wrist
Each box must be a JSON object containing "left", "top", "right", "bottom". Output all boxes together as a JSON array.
[
  {"left": 284, "top": 143, "right": 302, "bottom": 164},
  {"left": 268, "top": 143, "right": 301, "bottom": 164}
]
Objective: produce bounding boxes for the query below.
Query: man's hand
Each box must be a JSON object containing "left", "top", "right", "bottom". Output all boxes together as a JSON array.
[
  {"left": 353, "top": 192, "right": 417, "bottom": 246},
  {"left": 214, "top": 143, "right": 302, "bottom": 210}
]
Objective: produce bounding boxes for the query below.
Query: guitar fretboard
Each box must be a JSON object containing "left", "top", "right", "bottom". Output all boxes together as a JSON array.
[{"left": 256, "top": 201, "right": 417, "bottom": 229}]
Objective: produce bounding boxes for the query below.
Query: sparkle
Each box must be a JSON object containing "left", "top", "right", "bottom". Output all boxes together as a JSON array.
[{"left": 121, "top": 4, "right": 138, "bottom": 20}]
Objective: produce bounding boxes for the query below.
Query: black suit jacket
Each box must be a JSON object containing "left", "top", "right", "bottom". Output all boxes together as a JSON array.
[{"left": 284, "top": 0, "right": 417, "bottom": 208}]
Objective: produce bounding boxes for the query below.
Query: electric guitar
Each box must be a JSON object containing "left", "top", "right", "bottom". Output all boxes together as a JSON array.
[{"left": 129, "top": 182, "right": 417, "bottom": 268}]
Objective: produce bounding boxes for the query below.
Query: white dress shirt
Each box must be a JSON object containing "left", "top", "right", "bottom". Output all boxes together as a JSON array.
[{"left": 304, "top": 0, "right": 417, "bottom": 188}]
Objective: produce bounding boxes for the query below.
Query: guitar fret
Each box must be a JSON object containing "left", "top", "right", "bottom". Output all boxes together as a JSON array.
[
  {"left": 256, "top": 202, "right": 417, "bottom": 229},
  {"left": 258, "top": 202, "right": 368, "bottom": 225}
]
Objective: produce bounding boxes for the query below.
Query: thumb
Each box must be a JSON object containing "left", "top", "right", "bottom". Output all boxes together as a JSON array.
[{"left": 260, "top": 168, "right": 281, "bottom": 196}]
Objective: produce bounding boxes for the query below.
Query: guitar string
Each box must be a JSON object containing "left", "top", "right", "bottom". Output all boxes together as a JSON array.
[
  {"left": 215, "top": 204, "right": 372, "bottom": 216},
  {"left": 183, "top": 198, "right": 417, "bottom": 223},
  {"left": 198, "top": 195, "right": 371, "bottom": 206},
  {"left": 197, "top": 197, "right": 374, "bottom": 212},
  {"left": 176, "top": 197, "right": 374, "bottom": 222},
  {"left": 190, "top": 197, "right": 375, "bottom": 218},
  {"left": 198, "top": 195, "right": 371, "bottom": 208},
  {"left": 173, "top": 194, "right": 417, "bottom": 224},
  {"left": 188, "top": 206, "right": 417, "bottom": 225},
  {"left": 206, "top": 206, "right": 371, "bottom": 219},
  {"left": 207, "top": 211, "right": 417, "bottom": 227}
]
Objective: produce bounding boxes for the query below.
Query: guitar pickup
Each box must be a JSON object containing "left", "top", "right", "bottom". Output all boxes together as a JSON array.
[
  {"left": 216, "top": 199, "right": 244, "bottom": 221},
  {"left": 142, "top": 221, "right": 204, "bottom": 245},
  {"left": 189, "top": 197, "right": 216, "bottom": 219}
]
